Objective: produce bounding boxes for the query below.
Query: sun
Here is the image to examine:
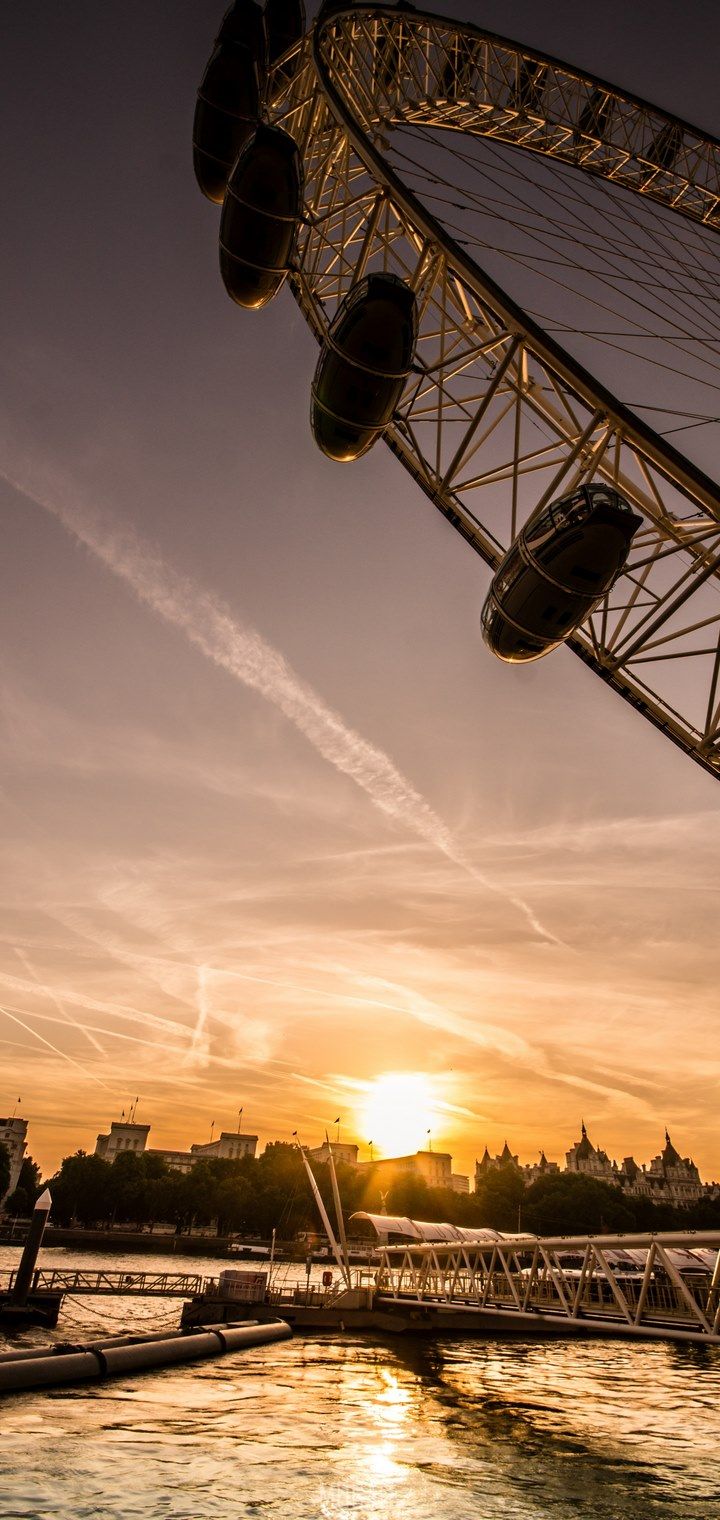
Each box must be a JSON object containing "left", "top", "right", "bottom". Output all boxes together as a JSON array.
[{"left": 359, "top": 1072, "right": 438, "bottom": 1158}]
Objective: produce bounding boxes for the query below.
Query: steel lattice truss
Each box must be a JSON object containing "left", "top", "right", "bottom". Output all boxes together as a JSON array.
[
  {"left": 367, "top": 1231, "right": 720, "bottom": 1343},
  {"left": 267, "top": 6, "right": 720, "bottom": 780}
]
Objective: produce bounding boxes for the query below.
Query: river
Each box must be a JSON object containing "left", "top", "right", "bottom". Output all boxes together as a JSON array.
[{"left": 0, "top": 1246, "right": 718, "bottom": 1518}]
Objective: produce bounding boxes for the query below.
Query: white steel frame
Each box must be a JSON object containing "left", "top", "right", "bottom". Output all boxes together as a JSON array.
[
  {"left": 362, "top": 1229, "right": 720, "bottom": 1343},
  {"left": 267, "top": 6, "right": 720, "bottom": 780}
]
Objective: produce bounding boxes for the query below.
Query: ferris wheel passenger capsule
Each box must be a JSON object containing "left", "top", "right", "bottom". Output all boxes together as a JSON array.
[
  {"left": 219, "top": 125, "right": 303, "bottom": 308},
  {"left": 481, "top": 484, "right": 642, "bottom": 662},
  {"left": 216, "top": 0, "right": 266, "bottom": 62},
  {"left": 265, "top": 0, "right": 306, "bottom": 65},
  {"left": 193, "top": 2, "right": 265, "bottom": 203},
  {"left": 311, "top": 273, "right": 418, "bottom": 462}
]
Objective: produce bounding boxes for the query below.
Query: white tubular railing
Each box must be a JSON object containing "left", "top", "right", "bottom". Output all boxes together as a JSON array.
[{"left": 360, "top": 1230, "right": 720, "bottom": 1343}]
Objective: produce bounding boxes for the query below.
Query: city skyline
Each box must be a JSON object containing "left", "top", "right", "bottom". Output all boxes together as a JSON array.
[
  {"left": 3, "top": 1093, "right": 717, "bottom": 1187},
  {"left": 2, "top": 0, "right": 720, "bottom": 1187}
]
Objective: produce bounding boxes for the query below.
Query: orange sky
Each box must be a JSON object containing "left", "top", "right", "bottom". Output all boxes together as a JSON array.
[{"left": 2, "top": 0, "right": 720, "bottom": 1187}]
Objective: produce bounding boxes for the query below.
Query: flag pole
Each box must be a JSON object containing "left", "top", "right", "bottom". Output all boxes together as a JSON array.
[
  {"left": 292, "top": 1135, "right": 346, "bottom": 1283},
  {"left": 325, "top": 1132, "right": 351, "bottom": 1288}
]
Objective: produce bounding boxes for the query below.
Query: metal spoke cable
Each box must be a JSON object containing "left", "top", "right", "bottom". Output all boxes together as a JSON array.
[
  {"left": 581, "top": 144, "right": 720, "bottom": 274},
  {"left": 389, "top": 137, "right": 720, "bottom": 351},
  {"left": 387, "top": 135, "right": 720, "bottom": 402},
  {"left": 400, "top": 199, "right": 720, "bottom": 401},
  {"left": 386, "top": 149, "right": 717, "bottom": 290},
  {"left": 418, "top": 132, "right": 720, "bottom": 298},
  {"left": 521, "top": 139, "right": 720, "bottom": 342},
  {"left": 430, "top": 115, "right": 720, "bottom": 283},
  {"left": 403, "top": 141, "right": 720, "bottom": 357},
  {"left": 483, "top": 137, "right": 720, "bottom": 348},
  {"left": 397, "top": 122, "right": 720, "bottom": 347}
]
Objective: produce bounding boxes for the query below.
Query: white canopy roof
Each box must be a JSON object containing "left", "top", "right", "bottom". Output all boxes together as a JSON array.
[{"left": 350, "top": 1212, "right": 514, "bottom": 1244}]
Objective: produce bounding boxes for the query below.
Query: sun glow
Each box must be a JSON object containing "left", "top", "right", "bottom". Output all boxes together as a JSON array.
[{"left": 360, "top": 1072, "right": 439, "bottom": 1158}]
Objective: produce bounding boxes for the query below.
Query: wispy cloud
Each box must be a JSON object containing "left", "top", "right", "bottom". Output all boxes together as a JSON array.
[
  {"left": 1, "top": 468, "right": 557, "bottom": 944},
  {"left": 0, "top": 968, "right": 192, "bottom": 1045},
  {"left": 0, "top": 1003, "right": 117, "bottom": 1092},
  {"left": 0, "top": 1001, "right": 189, "bottom": 1059},
  {"left": 15, "top": 946, "right": 106, "bottom": 1056}
]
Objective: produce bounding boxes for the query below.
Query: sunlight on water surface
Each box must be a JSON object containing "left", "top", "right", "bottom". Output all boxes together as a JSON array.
[{"left": 0, "top": 1248, "right": 718, "bottom": 1519}]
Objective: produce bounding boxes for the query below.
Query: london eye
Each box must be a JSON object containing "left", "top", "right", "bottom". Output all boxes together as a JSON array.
[{"left": 193, "top": 1, "right": 720, "bottom": 782}]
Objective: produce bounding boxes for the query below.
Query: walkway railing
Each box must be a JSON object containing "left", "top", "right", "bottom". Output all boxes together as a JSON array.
[
  {"left": 357, "top": 1230, "right": 720, "bottom": 1344},
  {"left": 0, "top": 1269, "right": 207, "bottom": 1298}
]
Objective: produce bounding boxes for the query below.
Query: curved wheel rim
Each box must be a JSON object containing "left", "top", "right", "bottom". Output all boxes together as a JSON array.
[{"left": 266, "top": 6, "right": 720, "bottom": 780}]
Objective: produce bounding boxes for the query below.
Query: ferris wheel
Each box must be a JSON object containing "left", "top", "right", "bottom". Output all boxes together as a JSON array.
[{"left": 193, "top": 1, "right": 720, "bottom": 783}]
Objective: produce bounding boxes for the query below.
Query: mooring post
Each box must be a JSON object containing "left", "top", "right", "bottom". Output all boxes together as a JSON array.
[{"left": 11, "top": 1189, "right": 52, "bottom": 1306}]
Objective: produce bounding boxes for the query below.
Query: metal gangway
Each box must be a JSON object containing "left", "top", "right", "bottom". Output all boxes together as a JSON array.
[
  {"left": 0, "top": 1269, "right": 207, "bottom": 1300},
  {"left": 357, "top": 1230, "right": 720, "bottom": 1344}
]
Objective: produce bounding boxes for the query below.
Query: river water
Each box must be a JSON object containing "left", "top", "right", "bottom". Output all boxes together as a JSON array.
[{"left": 0, "top": 1246, "right": 718, "bottom": 1519}]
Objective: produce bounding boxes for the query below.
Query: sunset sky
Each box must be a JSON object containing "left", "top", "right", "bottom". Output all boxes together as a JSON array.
[{"left": 2, "top": 0, "right": 719, "bottom": 1183}]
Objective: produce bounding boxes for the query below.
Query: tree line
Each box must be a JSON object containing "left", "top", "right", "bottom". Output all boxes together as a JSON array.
[
  {"left": 0, "top": 1146, "right": 41, "bottom": 1219},
  {"left": 3, "top": 1140, "right": 719, "bottom": 1239}
]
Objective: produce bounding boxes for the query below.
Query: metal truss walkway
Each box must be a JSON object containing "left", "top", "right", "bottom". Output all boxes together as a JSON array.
[
  {"left": 0, "top": 1269, "right": 206, "bottom": 1300},
  {"left": 361, "top": 1230, "right": 720, "bottom": 1344}
]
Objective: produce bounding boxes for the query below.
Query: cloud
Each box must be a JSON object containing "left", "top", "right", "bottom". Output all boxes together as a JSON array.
[
  {"left": 1, "top": 467, "right": 558, "bottom": 944},
  {"left": 0, "top": 967, "right": 191, "bottom": 1043},
  {"left": 15, "top": 946, "right": 106, "bottom": 1056},
  {"left": 0, "top": 1003, "right": 117, "bottom": 1093}
]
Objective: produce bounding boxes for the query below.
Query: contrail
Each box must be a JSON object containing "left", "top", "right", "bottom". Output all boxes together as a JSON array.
[
  {"left": 189, "top": 965, "right": 211, "bottom": 1064},
  {"left": 0, "top": 968, "right": 193, "bottom": 1043},
  {"left": 0, "top": 1000, "right": 202, "bottom": 1062},
  {"left": 15, "top": 947, "right": 106, "bottom": 1055},
  {"left": 3, "top": 470, "right": 558, "bottom": 943},
  {"left": 0, "top": 1003, "right": 117, "bottom": 1092}
]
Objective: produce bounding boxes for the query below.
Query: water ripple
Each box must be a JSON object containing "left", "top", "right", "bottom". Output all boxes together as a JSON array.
[{"left": 0, "top": 1247, "right": 719, "bottom": 1518}]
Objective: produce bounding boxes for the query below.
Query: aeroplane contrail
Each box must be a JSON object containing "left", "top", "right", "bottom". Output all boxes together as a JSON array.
[
  {"left": 2, "top": 469, "right": 559, "bottom": 943},
  {"left": 15, "top": 946, "right": 106, "bottom": 1055},
  {"left": 0, "top": 1003, "right": 117, "bottom": 1092}
]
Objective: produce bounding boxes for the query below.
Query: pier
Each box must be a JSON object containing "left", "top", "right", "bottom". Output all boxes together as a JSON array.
[
  {"left": 3, "top": 1231, "right": 720, "bottom": 1347},
  {"left": 181, "top": 1229, "right": 720, "bottom": 1345},
  {"left": 0, "top": 1269, "right": 205, "bottom": 1300},
  {"left": 363, "top": 1229, "right": 720, "bottom": 1343}
]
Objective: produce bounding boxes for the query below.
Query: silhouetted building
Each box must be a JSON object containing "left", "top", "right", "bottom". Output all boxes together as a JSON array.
[
  {"left": 95, "top": 1121, "right": 150, "bottom": 1161},
  {"left": 475, "top": 1141, "right": 520, "bottom": 1187},
  {"left": 358, "top": 1149, "right": 453, "bottom": 1188},
  {"left": 190, "top": 1132, "right": 258, "bottom": 1163},
  {"left": 450, "top": 1173, "right": 470, "bottom": 1193},
  {"left": 95, "top": 1118, "right": 257, "bottom": 1172},
  {"left": 521, "top": 1150, "right": 561, "bottom": 1185},
  {"left": 565, "top": 1122, "right": 616, "bottom": 1180},
  {"left": 474, "top": 1123, "right": 706, "bottom": 1208},
  {"left": 0, "top": 1116, "right": 28, "bottom": 1200},
  {"left": 622, "top": 1131, "right": 703, "bottom": 1206},
  {"left": 306, "top": 1141, "right": 359, "bottom": 1167}
]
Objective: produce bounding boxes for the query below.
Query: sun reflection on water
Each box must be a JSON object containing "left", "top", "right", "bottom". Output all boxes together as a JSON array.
[{"left": 0, "top": 1249, "right": 719, "bottom": 1520}]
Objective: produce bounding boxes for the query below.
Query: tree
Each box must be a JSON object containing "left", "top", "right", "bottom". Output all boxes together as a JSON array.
[
  {"left": 49, "top": 1151, "right": 113, "bottom": 1227},
  {"left": 474, "top": 1164, "right": 526, "bottom": 1231},
  {"left": 18, "top": 1156, "right": 41, "bottom": 1195},
  {"left": 215, "top": 1174, "right": 255, "bottom": 1235},
  {"left": 523, "top": 1173, "right": 635, "bottom": 1235},
  {"left": 386, "top": 1173, "right": 431, "bottom": 1219},
  {"left": 5, "top": 1157, "right": 44, "bottom": 1218}
]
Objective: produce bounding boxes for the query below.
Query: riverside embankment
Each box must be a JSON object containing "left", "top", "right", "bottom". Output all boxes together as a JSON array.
[{"left": 0, "top": 1226, "right": 278, "bottom": 1257}]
